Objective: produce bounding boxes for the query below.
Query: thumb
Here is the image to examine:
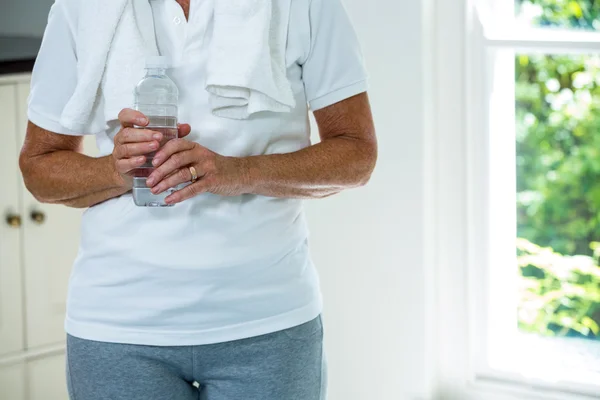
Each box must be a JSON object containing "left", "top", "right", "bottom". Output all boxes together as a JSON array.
[{"left": 178, "top": 123, "right": 192, "bottom": 138}]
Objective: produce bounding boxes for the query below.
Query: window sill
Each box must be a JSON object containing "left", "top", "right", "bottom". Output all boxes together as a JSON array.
[
  {"left": 463, "top": 379, "right": 599, "bottom": 400},
  {"left": 462, "top": 335, "right": 600, "bottom": 400},
  {"left": 491, "top": 334, "right": 600, "bottom": 382},
  {"left": 477, "top": 333, "right": 600, "bottom": 399}
]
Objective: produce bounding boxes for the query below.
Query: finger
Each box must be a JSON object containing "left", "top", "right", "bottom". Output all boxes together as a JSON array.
[
  {"left": 150, "top": 165, "right": 198, "bottom": 194},
  {"left": 115, "top": 128, "right": 163, "bottom": 145},
  {"left": 114, "top": 140, "right": 160, "bottom": 159},
  {"left": 152, "top": 139, "right": 196, "bottom": 167},
  {"left": 178, "top": 124, "right": 192, "bottom": 138},
  {"left": 165, "top": 181, "right": 208, "bottom": 205},
  {"left": 115, "top": 156, "right": 147, "bottom": 174},
  {"left": 118, "top": 109, "right": 148, "bottom": 128},
  {"left": 147, "top": 150, "right": 198, "bottom": 187}
]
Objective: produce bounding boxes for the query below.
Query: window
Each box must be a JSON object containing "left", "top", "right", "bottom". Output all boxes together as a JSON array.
[{"left": 466, "top": 0, "right": 600, "bottom": 397}]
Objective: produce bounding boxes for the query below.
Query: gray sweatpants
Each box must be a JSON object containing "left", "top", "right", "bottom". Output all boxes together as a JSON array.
[{"left": 66, "top": 317, "right": 327, "bottom": 400}]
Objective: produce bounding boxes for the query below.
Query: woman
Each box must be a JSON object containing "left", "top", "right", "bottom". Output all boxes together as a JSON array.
[{"left": 20, "top": 0, "right": 376, "bottom": 398}]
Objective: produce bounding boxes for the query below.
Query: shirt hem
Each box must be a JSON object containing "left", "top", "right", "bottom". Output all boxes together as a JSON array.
[
  {"left": 308, "top": 79, "right": 369, "bottom": 111},
  {"left": 65, "top": 299, "right": 323, "bottom": 346},
  {"left": 28, "top": 107, "right": 92, "bottom": 136}
]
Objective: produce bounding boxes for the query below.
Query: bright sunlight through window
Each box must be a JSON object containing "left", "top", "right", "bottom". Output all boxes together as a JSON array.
[{"left": 474, "top": 0, "right": 600, "bottom": 397}]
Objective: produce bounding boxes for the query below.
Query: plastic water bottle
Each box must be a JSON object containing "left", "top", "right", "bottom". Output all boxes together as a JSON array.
[{"left": 132, "top": 56, "right": 179, "bottom": 207}]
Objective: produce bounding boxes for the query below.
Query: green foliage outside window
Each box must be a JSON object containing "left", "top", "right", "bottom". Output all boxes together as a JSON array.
[
  {"left": 514, "top": 0, "right": 600, "bottom": 339},
  {"left": 518, "top": 239, "right": 600, "bottom": 338},
  {"left": 516, "top": 0, "right": 600, "bottom": 30}
]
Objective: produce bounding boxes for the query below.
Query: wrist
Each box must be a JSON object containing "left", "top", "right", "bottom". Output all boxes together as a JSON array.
[
  {"left": 236, "top": 156, "right": 259, "bottom": 195},
  {"left": 105, "top": 155, "right": 129, "bottom": 190}
]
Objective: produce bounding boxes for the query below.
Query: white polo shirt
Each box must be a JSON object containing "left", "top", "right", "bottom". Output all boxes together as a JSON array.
[{"left": 29, "top": 0, "right": 368, "bottom": 346}]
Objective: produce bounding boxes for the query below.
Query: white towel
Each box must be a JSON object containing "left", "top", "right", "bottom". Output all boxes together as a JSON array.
[
  {"left": 60, "top": 0, "right": 159, "bottom": 131},
  {"left": 206, "top": 0, "right": 295, "bottom": 119},
  {"left": 60, "top": 0, "right": 294, "bottom": 132}
]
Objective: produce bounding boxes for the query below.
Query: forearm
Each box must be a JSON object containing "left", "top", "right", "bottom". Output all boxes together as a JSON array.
[
  {"left": 243, "top": 136, "right": 377, "bottom": 199},
  {"left": 62, "top": 186, "right": 130, "bottom": 209},
  {"left": 21, "top": 152, "right": 127, "bottom": 208}
]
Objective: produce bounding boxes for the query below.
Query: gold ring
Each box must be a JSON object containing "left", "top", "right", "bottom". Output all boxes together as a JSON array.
[{"left": 189, "top": 166, "right": 198, "bottom": 183}]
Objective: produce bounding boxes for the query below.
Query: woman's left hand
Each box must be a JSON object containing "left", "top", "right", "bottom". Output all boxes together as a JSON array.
[{"left": 145, "top": 139, "right": 250, "bottom": 204}]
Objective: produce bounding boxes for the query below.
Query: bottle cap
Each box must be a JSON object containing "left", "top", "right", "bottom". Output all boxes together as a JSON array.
[{"left": 146, "top": 56, "right": 169, "bottom": 69}]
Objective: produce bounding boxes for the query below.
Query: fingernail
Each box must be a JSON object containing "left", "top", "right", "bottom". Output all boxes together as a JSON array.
[
  {"left": 147, "top": 178, "right": 154, "bottom": 186},
  {"left": 137, "top": 156, "right": 145, "bottom": 163},
  {"left": 149, "top": 142, "right": 158, "bottom": 149},
  {"left": 152, "top": 158, "right": 160, "bottom": 166},
  {"left": 137, "top": 117, "right": 148, "bottom": 125},
  {"left": 153, "top": 133, "right": 162, "bottom": 140}
]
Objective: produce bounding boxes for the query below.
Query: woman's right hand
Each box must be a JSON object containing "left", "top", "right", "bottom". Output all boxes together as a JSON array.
[{"left": 111, "top": 108, "right": 191, "bottom": 189}]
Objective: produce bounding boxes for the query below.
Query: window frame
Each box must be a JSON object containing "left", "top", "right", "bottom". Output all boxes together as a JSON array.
[{"left": 430, "top": 0, "right": 600, "bottom": 398}]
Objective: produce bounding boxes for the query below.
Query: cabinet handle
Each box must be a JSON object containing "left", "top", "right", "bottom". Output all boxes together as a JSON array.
[
  {"left": 31, "top": 210, "right": 46, "bottom": 225},
  {"left": 5, "top": 214, "right": 22, "bottom": 228}
]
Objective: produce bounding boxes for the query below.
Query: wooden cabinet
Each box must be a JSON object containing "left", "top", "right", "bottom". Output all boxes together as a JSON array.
[
  {"left": 0, "top": 83, "right": 24, "bottom": 357},
  {"left": 0, "top": 363, "right": 26, "bottom": 400},
  {"left": 15, "top": 81, "right": 86, "bottom": 348},
  {"left": 28, "top": 354, "right": 69, "bottom": 400},
  {"left": 0, "top": 73, "right": 95, "bottom": 399}
]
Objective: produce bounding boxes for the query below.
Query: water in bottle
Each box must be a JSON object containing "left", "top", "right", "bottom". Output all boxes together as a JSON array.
[{"left": 132, "top": 56, "right": 179, "bottom": 207}]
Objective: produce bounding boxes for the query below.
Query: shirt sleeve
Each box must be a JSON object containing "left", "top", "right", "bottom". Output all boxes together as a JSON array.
[
  {"left": 301, "top": 0, "right": 369, "bottom": 111},
  {"left": 28, "top": 1, "right": 87, "bottom": 135}
]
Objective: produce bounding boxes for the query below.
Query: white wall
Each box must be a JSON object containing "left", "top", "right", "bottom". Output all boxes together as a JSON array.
[
  {"left": 0, "top": 0, "right": 54, "bottom": 37},
  {"left": 305, "top": 0, "right": 433, "bottom": 399}
]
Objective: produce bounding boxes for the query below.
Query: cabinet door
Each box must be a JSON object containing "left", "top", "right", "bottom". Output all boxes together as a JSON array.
[
  {"left": 0, "top": 363, "right": 26, "bottom": 400},
  {"left": 0, "top": 84, "right": 25, "bottom": 356},
  {"left": 28, "top": 353, "right": 69, "bottom": 400},
  {"left": 16, "top": 81, "right": 98, "bottom": 348}
]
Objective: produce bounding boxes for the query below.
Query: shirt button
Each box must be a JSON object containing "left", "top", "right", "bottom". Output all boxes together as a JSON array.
[{"left": 173, "top": 16, "right": 182, "bottom": 25}]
